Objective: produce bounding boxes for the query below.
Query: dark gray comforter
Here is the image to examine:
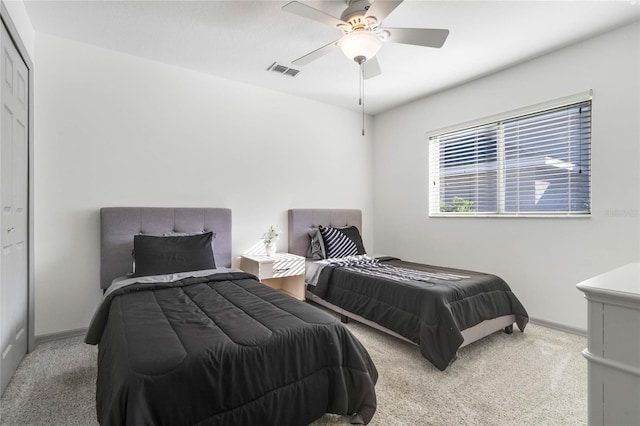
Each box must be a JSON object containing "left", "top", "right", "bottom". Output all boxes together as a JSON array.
[
  {"left": 312, "top": 257, "right": 529, "bottom": 371},
  {"left": 86, "top": 271, "right": 377, "bottom": 425}
]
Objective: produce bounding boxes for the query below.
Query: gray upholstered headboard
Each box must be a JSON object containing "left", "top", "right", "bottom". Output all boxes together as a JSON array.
[
  {"left": 288, "top": 209, "right": 362, "bottom": 258},
  {"left": 100, "top": 207, "right": 232, "bottom": 289}
]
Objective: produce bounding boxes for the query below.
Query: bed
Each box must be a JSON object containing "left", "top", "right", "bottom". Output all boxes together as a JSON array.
[
  {"left": 85, "top": 207, "right": 378, "bottom": 425},
  {"left": 288, "top": 208, "right": 529, "bottom": 371}
]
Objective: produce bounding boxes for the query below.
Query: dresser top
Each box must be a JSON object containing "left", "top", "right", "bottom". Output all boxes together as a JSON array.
[{"left": 576, "top": 262, "right": 640, "bottom": 301}]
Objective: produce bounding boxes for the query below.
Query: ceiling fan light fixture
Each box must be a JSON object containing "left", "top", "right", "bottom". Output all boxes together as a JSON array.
[{"left": 340, "top": 30, "right": 382, "bottom": 63}]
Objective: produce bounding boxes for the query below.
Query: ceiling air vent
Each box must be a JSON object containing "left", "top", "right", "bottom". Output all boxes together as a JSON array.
[{"left": 267, "top": 62, "right": 300, "bottom": 77}]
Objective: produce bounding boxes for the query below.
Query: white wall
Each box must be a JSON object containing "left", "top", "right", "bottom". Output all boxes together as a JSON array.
[
  {"left": 2, "top": 0, "right": 35, "bottom": 59},
  {"left": 34, "top": 34, "right": 374, "bottom": 336},
  {"left": 29, "top": 19, "right": 640, "bottom": 336},
  {"left": 372, "top": 22, "right": 640, "bottom": 333}
]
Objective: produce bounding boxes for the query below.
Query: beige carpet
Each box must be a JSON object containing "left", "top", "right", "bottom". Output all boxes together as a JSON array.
[
  {"left": 0, "top": 322, "right": 587, "bottom": 426},
  {"left": 315, "top": 321, "right": 587, "bottom": 425}
]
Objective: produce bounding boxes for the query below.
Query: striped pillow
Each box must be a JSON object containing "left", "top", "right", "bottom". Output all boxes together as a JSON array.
[{"left": 318, "top": 225, "right": 366, "bottom": 259}]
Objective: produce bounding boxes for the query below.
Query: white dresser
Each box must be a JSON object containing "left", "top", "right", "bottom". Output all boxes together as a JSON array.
[{"left": 576, "top": 263, "right": 640, "bottom": 426}]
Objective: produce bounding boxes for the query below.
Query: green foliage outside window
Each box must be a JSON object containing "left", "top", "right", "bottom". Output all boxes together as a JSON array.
[{"left": 441, "top": 196, "right": 476, "bottom": 212}]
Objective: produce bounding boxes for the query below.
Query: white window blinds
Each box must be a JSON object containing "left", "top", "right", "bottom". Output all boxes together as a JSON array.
[{"left": 429, "top": 98, "right": 591, "bottom": 216}]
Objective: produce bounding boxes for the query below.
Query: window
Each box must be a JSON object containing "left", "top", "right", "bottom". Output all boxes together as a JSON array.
[{"left": 429, "top": 95, "right": 591, "bottom": 217}]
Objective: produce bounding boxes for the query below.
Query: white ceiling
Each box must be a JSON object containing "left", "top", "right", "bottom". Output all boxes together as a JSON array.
[{"left": 23, "top": 0, "right": 640, "bottom": 115}]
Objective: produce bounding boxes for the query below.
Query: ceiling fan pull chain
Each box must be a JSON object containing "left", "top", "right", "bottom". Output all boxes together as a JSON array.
[
  {"left": 360, "top": 61, "right": 365, "bottom": 136},
  {"left": 359, "top": 61, "right": 363, "bottom": 107}
]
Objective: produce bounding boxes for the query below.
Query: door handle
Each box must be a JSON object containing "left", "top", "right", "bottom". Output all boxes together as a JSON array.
[{"left": 7, "top": 227, "right": 15, "bottom": 233}]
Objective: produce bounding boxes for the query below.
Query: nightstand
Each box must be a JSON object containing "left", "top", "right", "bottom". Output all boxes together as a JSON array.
[{"left": 240, "top": 253, "right": 306, "bottom": 300}]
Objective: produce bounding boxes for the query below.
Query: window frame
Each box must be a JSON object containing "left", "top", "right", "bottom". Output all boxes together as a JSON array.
[{"left": 428, "top": 91, "right": 592, "bottom": 218}]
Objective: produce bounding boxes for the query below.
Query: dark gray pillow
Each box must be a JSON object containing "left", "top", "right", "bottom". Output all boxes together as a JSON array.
[{"left": 133, "top": 232, "right": 215, "bottom": 277}]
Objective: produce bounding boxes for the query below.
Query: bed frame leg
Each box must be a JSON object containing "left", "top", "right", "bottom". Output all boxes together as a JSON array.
[
  {"left": 504, "top": 324, "right": 513, "bottom": 334},
  {"left": 340, "top": 315, "right": 350, "bottom": 324}
]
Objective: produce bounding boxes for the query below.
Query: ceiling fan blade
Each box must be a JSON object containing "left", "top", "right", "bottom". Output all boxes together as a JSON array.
[
  {"left": 363, "top": 57, "right": 382, "bottom": 80},
  {"left": 385, "top": 27, "right": 449, "bottom": 48},
  {"left": 282, "top": 1, "right": 347, "bottom": 28},
  {"left": 365, "top": 0, "right": 404, "bottom": 23},
  {"left": 292, "top": 39, "right": 341, "bottom": 66}
]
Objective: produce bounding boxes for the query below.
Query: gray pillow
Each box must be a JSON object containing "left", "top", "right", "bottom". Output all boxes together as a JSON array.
[{"left": 306, "top": 227, "right": 326, "bottom": 260}]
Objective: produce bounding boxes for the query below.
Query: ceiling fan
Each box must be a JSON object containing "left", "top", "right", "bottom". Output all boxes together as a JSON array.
[{"left": 282, "top": 0, "right": 449, "bottom": 79}]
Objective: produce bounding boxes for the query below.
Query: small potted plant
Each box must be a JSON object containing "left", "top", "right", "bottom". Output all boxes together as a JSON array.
[{"left": 263, "top": 225, "right": 280, "bottom": 256}]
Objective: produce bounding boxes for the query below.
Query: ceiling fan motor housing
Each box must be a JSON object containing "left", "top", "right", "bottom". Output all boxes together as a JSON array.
[{"left": 341, "top": 0, "right": 373, "bottom": 26}]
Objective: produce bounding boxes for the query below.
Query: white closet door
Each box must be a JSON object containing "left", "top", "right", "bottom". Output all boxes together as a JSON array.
[{"left": 0, "top": 21, "right": 29, "bottom": 396}]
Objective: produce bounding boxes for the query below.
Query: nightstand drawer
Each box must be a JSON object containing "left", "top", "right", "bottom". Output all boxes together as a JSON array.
[
  {"left": 240, "top": 253, "right": 305, "bottom": 280},
  {"left": 271, "top": 255, "right": 304, "bottom": 278},
  {"left": 240, "top": 253, "right": 306, "bottom": 301}
]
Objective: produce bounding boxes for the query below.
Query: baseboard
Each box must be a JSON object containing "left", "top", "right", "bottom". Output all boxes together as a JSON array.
[
  {"left": 30, "top": 320, "right": 584, "bottom": 348},
  {"left": 34, "top": 327, "right": 88, "bottom": 347},
  {"left": 529, "top": 317, "right": 587, "bottom": 337}
]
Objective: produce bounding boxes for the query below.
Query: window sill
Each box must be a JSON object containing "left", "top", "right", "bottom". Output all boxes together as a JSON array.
[{"left": 429, "top": 213, "right": 592, "bottom": 218}]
